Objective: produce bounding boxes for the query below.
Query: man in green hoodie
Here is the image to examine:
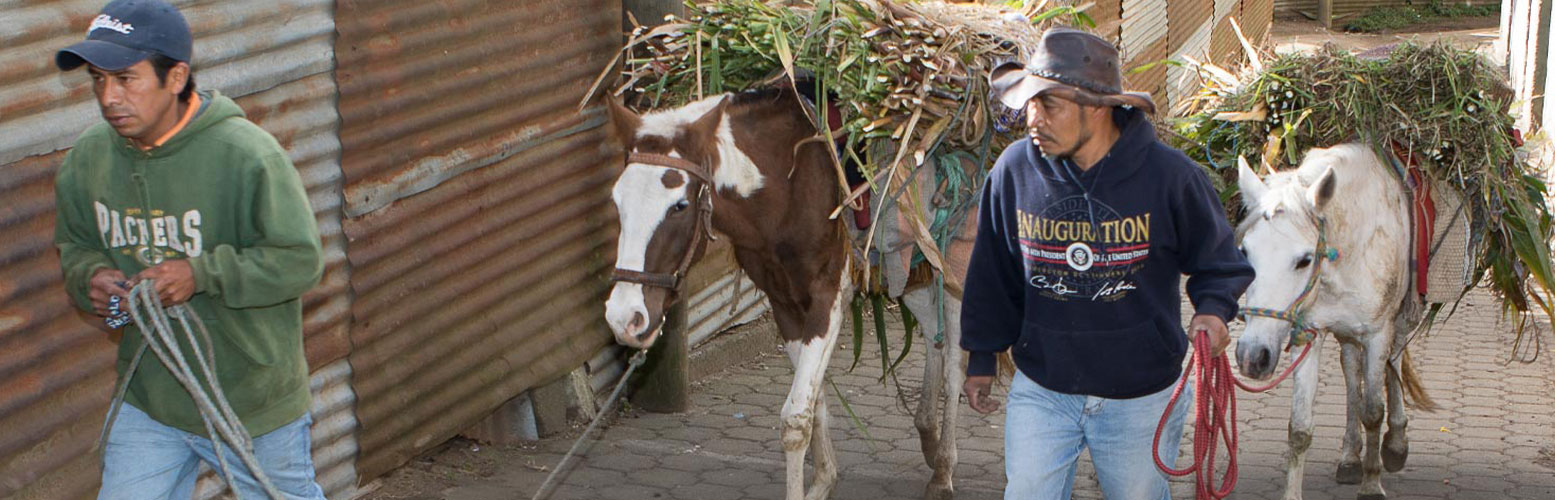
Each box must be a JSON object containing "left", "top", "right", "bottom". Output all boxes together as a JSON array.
[{"left": 52, "top": 1, "right": 326, "bottom": 498}]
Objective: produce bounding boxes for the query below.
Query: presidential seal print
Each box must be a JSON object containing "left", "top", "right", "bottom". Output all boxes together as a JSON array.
[{"left": 1016, "top": 195, "right": 1151, "bottom": 302}]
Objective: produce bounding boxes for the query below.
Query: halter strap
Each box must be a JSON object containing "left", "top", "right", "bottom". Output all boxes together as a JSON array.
[
  {"left": 612, "top": 154, "right": 719, "bottom": 291},
  {"left": 1240, "top": 217, "right": 1340, "bottom": 348},
  {"left": 630, "top": 153, "right": 713, "bottom": 184}
]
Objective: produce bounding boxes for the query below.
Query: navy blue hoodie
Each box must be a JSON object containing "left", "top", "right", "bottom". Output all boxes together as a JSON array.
[{"left": 960, "top": 109, "right": 1254, "bottom": 399}]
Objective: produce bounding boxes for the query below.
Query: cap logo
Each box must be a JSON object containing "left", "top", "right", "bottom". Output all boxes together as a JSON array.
[{"left": 89, "top": 14, "right": 135, "bottom": 35}]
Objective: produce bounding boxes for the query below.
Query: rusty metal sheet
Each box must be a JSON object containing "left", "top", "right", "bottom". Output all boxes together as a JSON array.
[
  {"left": 1089, "top": 0, "right": 1124, "bottom": 42},
  {"left": 687, "top": 273, "right": 768, "bottom": 348},
  {"left": 1210, "top": 12, "right": 1243, "bottom": 74},
  {"left": 1241, "top": 0, "right": 1274, "bottom": 47},
  {"left": 680, "top": 240, "right": 769, "bottom": 348},
  {"left": 1274, "top": 0, "right": 1316, "bottom": 16},
  {"left": 1122, "top": 0, "right": 1169, "bottom": 61},
  {"left": 1169, "top": 0, "right": 1213, "bottom": 52},
  {"left": 1125, "top": 37, "right": 1172, "bottom": 106},
  {"left": 0, "top": 0, "right": 352, "bottom": 498},
  {"left": 1167, "top": 16, "right": 1214, "bottom": 111},
  {"left": 334, "top": 0, "right": 625, "bottom": 481}
]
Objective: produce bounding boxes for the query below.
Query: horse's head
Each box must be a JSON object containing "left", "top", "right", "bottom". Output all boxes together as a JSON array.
[
  {"left": 602, "top": 95, "right": 731, "bottom": 349},
  {"left": 1234, "top": 155, "right": 1338, "bottom": 379}
]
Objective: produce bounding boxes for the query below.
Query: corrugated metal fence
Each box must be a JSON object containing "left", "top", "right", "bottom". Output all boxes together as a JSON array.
[
  {"left": 331, "top": 0, "right": 626, "bottom": 481},
  {"left": 0, "top": 0, "right": 354, "bottom": 498},
  {"left": 1095, "top": 0, "right": 1273, "bottom": 111}
]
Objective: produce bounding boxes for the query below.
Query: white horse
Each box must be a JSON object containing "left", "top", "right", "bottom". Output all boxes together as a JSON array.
[{"left": 1235, "top": 144, "right": 1434, "bottom": 500}]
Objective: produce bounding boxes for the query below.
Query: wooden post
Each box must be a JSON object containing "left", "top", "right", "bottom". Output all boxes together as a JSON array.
[
  {"left": 631, "top": 303, "right": 690, "bottom": 413},
  {"left": 1319, "top": 0, "right": 1334, "bottom": 30}
]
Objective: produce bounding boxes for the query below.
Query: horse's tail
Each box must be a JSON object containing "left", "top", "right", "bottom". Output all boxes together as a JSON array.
[
  {"left": 1397, "top": 347, "right": 1437, "bottom": 411},
  {"left": 996, "top": 350, "right": 1016, "bottom": 386}
]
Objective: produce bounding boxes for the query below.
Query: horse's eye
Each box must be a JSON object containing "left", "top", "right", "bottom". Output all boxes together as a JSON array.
[
  {"left": 1295, "top": 253, "right": 1314, "bottom": 270},
  {"left": 673, "top": 200, "right": 691, "bottom": 212}
]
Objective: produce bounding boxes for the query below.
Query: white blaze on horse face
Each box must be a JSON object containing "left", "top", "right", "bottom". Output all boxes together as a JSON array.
[
  {"left": 605, "top": 162, "right": 688, "bottom": 344},
  {"left": 1239, "top": 200, "right": 1321, "bottom": 364}
]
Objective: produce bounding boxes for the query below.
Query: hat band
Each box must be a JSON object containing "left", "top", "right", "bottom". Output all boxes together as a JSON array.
[{"left": 1027, "top": 68, "right": 1122, "bottom": 96}]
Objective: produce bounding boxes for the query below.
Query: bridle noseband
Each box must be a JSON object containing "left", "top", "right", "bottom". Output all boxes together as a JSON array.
[
  {"left": 1240, "top": 216, "right": 1340, "bottom": 348},
  {"left": 611, "top": 152, "right": 719, "bottom": 291}
]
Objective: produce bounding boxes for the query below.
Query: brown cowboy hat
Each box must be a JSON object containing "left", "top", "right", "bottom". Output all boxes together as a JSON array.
[{"left": 989, "top": 27, "right": 1156, "bottom": 115}]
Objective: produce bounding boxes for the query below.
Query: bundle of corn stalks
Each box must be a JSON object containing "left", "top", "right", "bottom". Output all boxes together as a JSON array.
[
  {"left": 596, "top": 0, "right": 1092, "bottom": 180},
  {"left": 585, "top": 0, "right": 1084, "bottom": 381},
  {"left": 1172, "top": 43, "right": 1555, "bottom": 356}
]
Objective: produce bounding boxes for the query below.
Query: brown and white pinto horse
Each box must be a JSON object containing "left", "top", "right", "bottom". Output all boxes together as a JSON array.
[{"left": 602, "top": 88, "right": 972, "bottom": 500}]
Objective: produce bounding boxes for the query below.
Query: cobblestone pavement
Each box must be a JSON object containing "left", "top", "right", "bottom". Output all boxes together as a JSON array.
[{"left": 366, "top": 289, "right": 1555, "bottom": 500}]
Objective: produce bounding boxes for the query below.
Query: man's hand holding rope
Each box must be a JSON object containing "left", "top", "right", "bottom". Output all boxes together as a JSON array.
[
  {"left": 1189, "top": 313, "right": 1230, "bottom": 357},
  {"left": 89, "top": 268, "right": 131, "bottom": 317},
  {"left": 135, "top": 259, "right": 196, "bottom": 305}
]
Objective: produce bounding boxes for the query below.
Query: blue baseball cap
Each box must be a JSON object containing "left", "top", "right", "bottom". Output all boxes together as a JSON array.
[{"left": 56, "top": 0, "right": 192, "bottom": 71}]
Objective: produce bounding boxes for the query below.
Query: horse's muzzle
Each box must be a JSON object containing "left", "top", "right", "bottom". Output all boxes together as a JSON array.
[{"left": 1237, "top": 341, "right": 1278, "bottom": 380}]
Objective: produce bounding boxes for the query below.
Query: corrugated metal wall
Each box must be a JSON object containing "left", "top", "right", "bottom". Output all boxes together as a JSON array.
[
  {"left": 1102, "top": 0, "right": 1271, "bottom": 113},
  {"left": 332, "top": 0, "right": 625, "bottom": 482},
  {"left": 1243, "top": 0, "right": 1274, "bottom": 44},
  {"left": 1209, "top": 0, "right": 1245, "bottom": 73},
  {"left": 682, "top": 241, "right": 768, "bottom": 349},
  {"left": 0, "top": 0, "right": 356, "bottom": 498},
  {"left": 1276, "top": 0, "right": 1315, "bottom": 15}
]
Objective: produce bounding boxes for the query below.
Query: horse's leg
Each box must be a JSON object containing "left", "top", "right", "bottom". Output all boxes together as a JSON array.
[
  {"left": 1381, "top": 322, "right": 1412, "bottom": 472},
  {"left": 1281, "top": 333, "right": 1325, "bottom": 500},
  {"left": 1381, "top": 359, "right": 1408, "bottom": 472},
  {"left": 781, "top": 334, "right": 836, "bottom": 500},
  {"left": 902, "top": 288, "right": 944, "bottom": 465},
  {"left": 1336, "top": 340, "right": 1365, "bottom": 485},
  {"left": 934, "top": 295, "right": 963, "bottom": 500},
  {"left": 1356, "top": 330, "right": 1391, "bottom": 500},
  {"left": 809, "top": 396, "right": 838, "bottom": 498},
  {"left": 901, "top": 287, "right": 956, "bottom": 500},
  {"left": 780, "top": 266, "right": 849, "bottom": 500}
]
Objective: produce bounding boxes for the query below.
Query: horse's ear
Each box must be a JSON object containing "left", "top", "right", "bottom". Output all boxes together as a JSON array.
[
  {"left": 689, "top": 95, "right": 729, "bottom": 135},
  {"left": 683, "top": 95, "right": 730, "bottom": 155},
  {"left": 1307, "top": 165, "right": 1337, "bottom": 211},
  {"left": 607, "top": 95, "right": 641, "bottom": 150},
  {"left": 1237, "top": 156, "right": 1268, "bottom": 208}
]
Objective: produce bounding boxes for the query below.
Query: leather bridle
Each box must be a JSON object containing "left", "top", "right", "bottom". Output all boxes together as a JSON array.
[{"left": 611, "top": 152, "right": 718, "bottom": 291}]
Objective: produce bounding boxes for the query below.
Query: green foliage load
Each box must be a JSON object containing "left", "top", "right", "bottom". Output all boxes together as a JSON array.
[{"left": 1172, "top": 43, "right": 1554, "bottom": 350}]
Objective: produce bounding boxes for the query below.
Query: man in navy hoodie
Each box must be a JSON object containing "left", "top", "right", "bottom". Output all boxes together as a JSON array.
[{"left": 961, "top": 27, "right": 1254, "bottom": 499}]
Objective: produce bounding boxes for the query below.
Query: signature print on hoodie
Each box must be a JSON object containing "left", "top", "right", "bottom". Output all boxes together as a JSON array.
[{"left": 1017, "top": 196, "right": 1151, "bottom": 302}]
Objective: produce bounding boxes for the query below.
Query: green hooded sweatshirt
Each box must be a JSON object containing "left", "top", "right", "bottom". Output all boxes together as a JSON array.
[{"left": 54, "top": 90, "right": 322, "bottom": 437}]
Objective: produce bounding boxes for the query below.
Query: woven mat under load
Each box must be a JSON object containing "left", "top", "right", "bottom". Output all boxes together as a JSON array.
[{"left": 1425, "top": 180, "right": 1474, "bottom": 304}]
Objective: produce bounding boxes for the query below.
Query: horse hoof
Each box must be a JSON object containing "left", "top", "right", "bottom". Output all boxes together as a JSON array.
[
  {"left": 1382, "top": 447, "right": 1408, "bottom": 472},
  {"left": 923, "top": 482, "right": 954, "bottom": 500},
  {"left": 1357, "top": 493, "right": 1386, "bottom": 500},
  {"left": 1335, "top": 462, "right": 1363, "bottom": 484},
  {"left": 1382, "top": 433, "right": 1408, "bottom": 472}
]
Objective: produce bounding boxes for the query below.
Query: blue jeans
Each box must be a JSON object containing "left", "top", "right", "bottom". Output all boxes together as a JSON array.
[
  {"left": 99, "top": 403, "right": 326, "bottom": 500},
  {"left": 1004, "top": 369, "right": 1191, "bottom": 500}
]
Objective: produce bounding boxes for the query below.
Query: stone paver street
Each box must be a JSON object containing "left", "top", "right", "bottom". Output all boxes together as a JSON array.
[{"left": 367, "top": 289, "right": 1555, "bottom": 499}]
